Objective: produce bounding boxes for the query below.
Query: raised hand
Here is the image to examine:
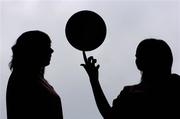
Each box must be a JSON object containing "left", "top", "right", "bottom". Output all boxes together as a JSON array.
[{"left": 81, "top": 51, "right": 100, "bottom": 80}]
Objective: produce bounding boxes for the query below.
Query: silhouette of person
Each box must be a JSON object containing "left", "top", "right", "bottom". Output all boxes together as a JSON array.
[
  {"left": 6, "top": 31, "right": 63, "bottom": 119},
  {"left": 81, "top": 38, "right": 180, "bottom": 118}
]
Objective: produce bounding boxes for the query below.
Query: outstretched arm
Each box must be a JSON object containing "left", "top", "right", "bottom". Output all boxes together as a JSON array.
[{"left": 81, "top": 51, "right": 112, "bottom": 118}]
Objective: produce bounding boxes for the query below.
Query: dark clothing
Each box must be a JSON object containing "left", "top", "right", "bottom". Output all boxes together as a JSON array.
[
  {"left": 111, "top": 74, "right": 180, "bottom": 118},
  {"left": 6, "top": 72, "right": 63, "bottom": 119}
]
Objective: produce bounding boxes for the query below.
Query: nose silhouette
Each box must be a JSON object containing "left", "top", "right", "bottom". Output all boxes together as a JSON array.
[{"left": 50, "top": 48, "right": 54, "bottom": 54}]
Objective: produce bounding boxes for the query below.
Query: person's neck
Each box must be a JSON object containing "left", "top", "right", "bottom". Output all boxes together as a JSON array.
[
  {"left": 141, "top": 71, "right": 171, "bottom": 85},
  {"left": 12, "top": 66, "right": 45, "bottom": 79}
]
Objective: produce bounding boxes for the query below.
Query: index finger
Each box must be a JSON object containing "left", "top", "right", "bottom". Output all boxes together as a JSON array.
[{"left": 82, "top": 51, "right": 88, "bottom": 64}]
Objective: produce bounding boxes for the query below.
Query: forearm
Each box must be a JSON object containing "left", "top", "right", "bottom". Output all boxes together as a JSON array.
[
  {"left": 81, "top": 54, "right": 112, "bottom": 118},
  {"left": 89, "top": 77, "right": 112, "bottom": 118}
]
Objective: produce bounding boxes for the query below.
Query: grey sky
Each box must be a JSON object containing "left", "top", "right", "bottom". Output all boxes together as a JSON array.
[{"left": 1, "top": 0, "right": 180, "bottom": 119}]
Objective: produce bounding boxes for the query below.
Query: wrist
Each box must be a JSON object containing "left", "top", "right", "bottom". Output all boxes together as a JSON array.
[{"left": 89, "top": 76, "right": 99, "bottom": 84}]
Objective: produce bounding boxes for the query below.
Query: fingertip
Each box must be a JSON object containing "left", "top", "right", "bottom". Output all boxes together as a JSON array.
[
  {"left": 92, "top": 59, "right": 97, "bottom": 63},
  {"left": 80, "top": 64, "right": 85, "bottom": 67},
  {"left": 96, "top": 64, "right": 100, "bottom": 69},
  {"left": 88, "top": 56, "right": 93, "bottom": 61}
]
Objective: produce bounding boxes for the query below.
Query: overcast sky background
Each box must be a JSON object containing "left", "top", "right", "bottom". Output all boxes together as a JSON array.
[{"left": 1, "top": 0, "right": 180, "bottom": 119}]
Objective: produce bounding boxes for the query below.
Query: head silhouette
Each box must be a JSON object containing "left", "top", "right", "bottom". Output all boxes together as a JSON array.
[
  {"left": 135, "top": 38, "right": 173, "bottom": 75},
  {"left": 10, "top": 30, "right": 54, "bottom": 72}
]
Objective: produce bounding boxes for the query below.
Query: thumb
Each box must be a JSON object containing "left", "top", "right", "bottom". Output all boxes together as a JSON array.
[
  {"left": 80, "top": 64, "right": 88, "bottom": 72},
  {"left": 96, "top": 64, "right": 100, "bottom": 69},
  {"left": 80, "top": 64, "right": 86, "bottom": 67}
]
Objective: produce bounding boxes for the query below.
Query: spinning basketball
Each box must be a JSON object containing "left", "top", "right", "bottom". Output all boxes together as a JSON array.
[{"left": 65, "top": 10, "right": 106, "bottom": 51}]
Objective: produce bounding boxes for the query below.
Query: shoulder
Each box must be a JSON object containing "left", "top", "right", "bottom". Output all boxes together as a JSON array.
[
  {"left": 171, "top": 73, "right": 180, "bottom": 82},
  {"left": 121, "top": 84, "right": 145, "bottom": 95},
  {"left": 113, "top": 84, "right": 142, "bottom": 104},
  {"left": 169, "top": 73, "right": 180, "bottom": 89}
]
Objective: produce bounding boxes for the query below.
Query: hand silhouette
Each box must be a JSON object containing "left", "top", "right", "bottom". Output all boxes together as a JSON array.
[
  {"left": 81, "top": 51, "right": 111, "bottom": 118},
  {"left": 81, "top": 51, "right": 100, "bottom": 81}
]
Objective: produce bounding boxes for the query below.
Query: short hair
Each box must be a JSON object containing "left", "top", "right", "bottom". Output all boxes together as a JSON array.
[{"left": 136, "top": 38, "right": 173, "bottom": 71}]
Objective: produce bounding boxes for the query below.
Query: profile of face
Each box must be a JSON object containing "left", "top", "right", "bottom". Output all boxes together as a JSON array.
[
  {"left": 10, "top": 30, "right": 54, "bottom": 70},
  {"left": 40, "top": 40, "right": 54, "bottom": 66},
  {"left": 135, "top": 39, "right": 173, "bottom": 74}
]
